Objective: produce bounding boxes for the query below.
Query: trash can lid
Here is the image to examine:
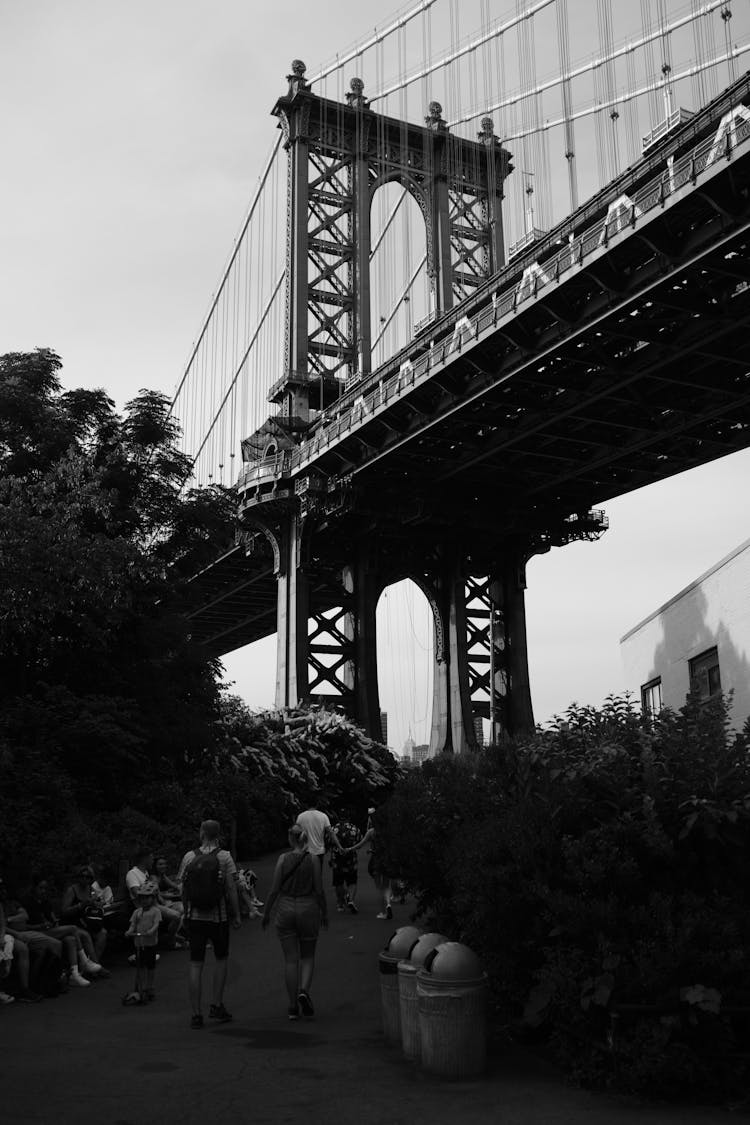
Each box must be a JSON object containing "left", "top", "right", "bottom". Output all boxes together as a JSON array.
[
  {"left": 384, "top": 925, "right": 421, "bottom": 959},
  {"left": 423, "top": 941, "right": 483, "bottom": 979},
  {"left": 410, "top": 932, "right": 449, "bottom": 966}
]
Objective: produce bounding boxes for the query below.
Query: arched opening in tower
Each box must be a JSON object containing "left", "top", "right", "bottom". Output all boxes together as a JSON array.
[
  {"left": 375, "top": 577, "right": 434, "bottom": 760},
  {"left": 369, "top": 182, "right": 432, "bottom": 372}
]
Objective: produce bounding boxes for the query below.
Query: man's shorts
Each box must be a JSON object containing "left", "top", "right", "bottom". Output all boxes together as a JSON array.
[{"left": 188, "top": 920, "right": 230, "bottom": 962}]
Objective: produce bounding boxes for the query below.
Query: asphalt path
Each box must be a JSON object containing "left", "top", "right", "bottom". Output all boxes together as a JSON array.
[{"left": 5, "top": 849, "right": 728, "bottom": 1124}]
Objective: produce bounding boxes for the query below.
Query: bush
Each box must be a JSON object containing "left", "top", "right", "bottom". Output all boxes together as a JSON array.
[
  {"left": 0, "top": 697, "right": 402, "bottom": 895},
  {"left": 377, "top": 693, "right": 750, "bottom": 1103}
]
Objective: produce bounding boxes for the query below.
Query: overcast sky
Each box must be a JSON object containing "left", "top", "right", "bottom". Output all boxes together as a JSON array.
[{"left": 3, "top": 0, "right": 749, "bottom": 752}]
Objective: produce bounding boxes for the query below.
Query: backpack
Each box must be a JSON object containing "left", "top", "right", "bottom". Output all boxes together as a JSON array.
[{"left": 184, "top": 850, "right": 224, "bottom": 910}]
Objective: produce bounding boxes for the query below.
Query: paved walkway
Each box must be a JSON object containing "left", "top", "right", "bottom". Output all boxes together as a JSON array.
[{"left": 6, "top": 850, "right": 728, "bottom": 1124}]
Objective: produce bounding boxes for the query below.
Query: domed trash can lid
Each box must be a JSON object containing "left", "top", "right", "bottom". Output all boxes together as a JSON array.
[
  {"left": 422, "top": 941, "right": 483, "bottom": 980},
  {"left": 384, "top": 925, "right": 421, "bottom": 960},
  {"left": 409, "top": 932, "right": 449, "bottom": 966}
]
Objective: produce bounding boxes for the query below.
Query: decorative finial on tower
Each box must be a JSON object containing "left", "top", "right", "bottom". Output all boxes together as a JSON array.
[
  {"left": 346, "top": 77, "right": 369, "bottom": 109},
  {"left": 286, "top": 60, "right": 310, "bottom": 98},
  {"left": 425, "top": 101, "right": 448, "bottom": 132},
  {"left": 478, "top": 117, "right": 498, "bottom": 146}
]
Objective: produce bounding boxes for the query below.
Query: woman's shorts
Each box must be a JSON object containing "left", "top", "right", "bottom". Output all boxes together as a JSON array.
[{"left": 274, "top": 896, "right": 320, "bottom": 943}]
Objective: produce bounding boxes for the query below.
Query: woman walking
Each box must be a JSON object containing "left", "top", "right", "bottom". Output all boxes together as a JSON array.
[{"left": 262, "top": 825, "right": 328, "bottom": 1020}]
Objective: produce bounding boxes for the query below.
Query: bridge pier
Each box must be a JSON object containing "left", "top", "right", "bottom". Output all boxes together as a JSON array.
[
  {"left": 272, "top": 514, "right": 383, "bottom": 738},
  {"left": 261, "top": 506, "right": 538, "bottom": 749},
  {"left": 426, "top": 546, "right": 535, "bottom": 755}
]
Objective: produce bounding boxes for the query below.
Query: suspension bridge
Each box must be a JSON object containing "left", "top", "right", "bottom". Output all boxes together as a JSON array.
[{"left": 170, "top": 0, "right": 750, "bottom": 752}]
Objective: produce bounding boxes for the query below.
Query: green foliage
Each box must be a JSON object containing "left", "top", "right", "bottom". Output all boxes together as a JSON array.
[
  {"left": 0, "top": 351, "right": 401, "bottom": 897},
  {"left": 378, "top": 693, "right": 750, "bottom": 1103}
]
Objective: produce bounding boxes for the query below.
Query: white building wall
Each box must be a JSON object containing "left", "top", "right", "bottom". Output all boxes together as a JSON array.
[{"left": 620, "top": 537, "right": 750, "bottom": 730}]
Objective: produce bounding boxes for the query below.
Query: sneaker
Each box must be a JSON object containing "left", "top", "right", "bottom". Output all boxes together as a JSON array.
[
  {"left": 251, "top": 899, "right": 264, "bottom": 907},
  {"left": 376, "top": 912, "right": 388, "bottom": 919},
  {"left": 190, "top": 1013, "right": 204, "bottom": 1030},
  {"left": 209, "top": 1003, "right": 232, "bottom": 1022},
  {"left": 287, "top": 1003, "right": 299, "bottom": 1020},
  {"left": 297, "top": 990, "right": 314, "bottom": 1018},
  {"left": 347, "top": 901, "right": 358, "bottom": 914},
  {"left": 336, "top": 905, "right": 345, "bottom": 913},
  {"left": 122, "top": 991, "right": 144, "bottom": 1006},
  {"left": 69, "top": 968, "right": 91, "bottom": 987},
  {"left": 0, "top": 991, "right": 15, "bottom": 1004}
]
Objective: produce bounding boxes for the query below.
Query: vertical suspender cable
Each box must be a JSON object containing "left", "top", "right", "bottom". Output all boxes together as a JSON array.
[{"left": 556, "top": 0, "right": 579, "bottom": 213}]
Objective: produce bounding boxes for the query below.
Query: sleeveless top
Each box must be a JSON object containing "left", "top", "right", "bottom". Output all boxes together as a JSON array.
[{"left": 279, "top": 850, "right": 315, "bottom": 898}]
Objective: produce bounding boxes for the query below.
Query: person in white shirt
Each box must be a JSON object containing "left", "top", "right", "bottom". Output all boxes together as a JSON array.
[
  {"left": 296, "top": 802, "right": 343, "bottom": 869},
  {"left": 125, "top": 850, "right": 182, "bottom": 949}
]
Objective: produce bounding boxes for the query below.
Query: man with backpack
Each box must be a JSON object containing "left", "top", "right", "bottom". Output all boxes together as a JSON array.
[{"left": 177, "top": 820, "right": 241, "bottom": 1030}]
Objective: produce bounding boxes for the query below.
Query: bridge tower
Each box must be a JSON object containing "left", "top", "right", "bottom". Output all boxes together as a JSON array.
[{"left": 242, "top": 62, "right": 521, "bottom": 751}]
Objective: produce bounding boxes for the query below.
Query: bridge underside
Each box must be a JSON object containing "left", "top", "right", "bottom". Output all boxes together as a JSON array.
[
  {"left": 315, "top": 188, "right": 750, "bottom": 551},
  {"left": 182, "top": 80, "right": 750, "bottom": 748},
  {"left": 183, "top": 545, "right": 276, "bottom": 656},
  {"left": 187, "top": 144, "right": 750, "bottom": 656}
]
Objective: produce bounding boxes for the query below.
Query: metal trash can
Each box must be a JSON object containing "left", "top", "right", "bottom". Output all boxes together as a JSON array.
[
  {"left": 417, "top": 942, "right": 487, "bottom": 1078},
  {"left": 398, "top": 932, "right": 449, "bottom": 1061},
  {"left": 380, "top": 926, "right": 420, "bottom": 1046}
]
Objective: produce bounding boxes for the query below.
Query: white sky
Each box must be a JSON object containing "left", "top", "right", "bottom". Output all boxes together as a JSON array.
[{"left": 3, "top": 0, "right": 749, "bottom": 751}]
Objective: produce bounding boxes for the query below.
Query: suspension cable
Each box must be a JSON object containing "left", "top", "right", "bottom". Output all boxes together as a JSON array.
[
  {"left": 457, "top": 40, "right": 750, "bottom": 140},
  {"left": 450, "top": 0, "right": 730, "bottom": 127}
]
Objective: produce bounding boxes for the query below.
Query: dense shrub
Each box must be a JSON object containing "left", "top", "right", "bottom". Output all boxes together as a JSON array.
[
  {"left": 0, "top": 696, "right": 401, "bottom": 895},
  {"left": 377, "top": 693, "right": 750, "bottom": 1103}
]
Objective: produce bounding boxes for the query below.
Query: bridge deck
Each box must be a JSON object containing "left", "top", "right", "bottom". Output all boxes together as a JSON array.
[{"left": 189, "top": 76, "right": 750, "bottom": 658}]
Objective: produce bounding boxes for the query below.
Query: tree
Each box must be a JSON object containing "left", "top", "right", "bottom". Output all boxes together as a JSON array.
[{"left": 0, "top": 350, "right": 231, "bottom": 822}]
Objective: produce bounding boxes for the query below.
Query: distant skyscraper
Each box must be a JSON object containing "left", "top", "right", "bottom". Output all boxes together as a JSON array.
[
  {"left": 412, "top": 743, "right": 429, "bottom": 765},
  {"left": 402, "top": 734, "right": 416, "bottom": 761},
  {"left": 380, "top": 710, "right": 388, "bottom": 746},
  {"left": 473, "top": 716, "right": 485, "bottom": 748}
]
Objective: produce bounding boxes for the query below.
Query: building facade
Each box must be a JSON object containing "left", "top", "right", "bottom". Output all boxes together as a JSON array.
[
  {"left": 620, "top": 537, "right": 750, "bottom": 729},
  {"left": 379, "top": 710, "right": 388, "bottom": 747}
]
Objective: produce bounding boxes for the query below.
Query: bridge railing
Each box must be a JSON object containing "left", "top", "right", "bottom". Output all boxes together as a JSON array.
[{"left": 238, "top": 87, "right": 750, "bottom": 490}]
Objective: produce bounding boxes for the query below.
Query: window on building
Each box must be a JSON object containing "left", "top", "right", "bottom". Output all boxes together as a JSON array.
[
  {"left": 641, "top": 677, "right": 662, "bottom": 718},
  {"left": 688, "top": 647, "right": 721, "bottom": 702}
]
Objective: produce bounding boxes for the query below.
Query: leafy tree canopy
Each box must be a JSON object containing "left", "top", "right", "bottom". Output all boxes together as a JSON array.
[{"left": 0, "top": 349, "right": 234, "bottom": 800}]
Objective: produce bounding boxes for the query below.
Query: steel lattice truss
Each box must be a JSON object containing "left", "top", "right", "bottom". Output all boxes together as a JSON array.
[
  {"left": 307, "top": 599, "right": 355, "bottom": 698},
  {"left": 307, "top": 148, "right": 356, "bottom": 381},
  {"left": 450, "top": 188, "right": 494, "bottom": 299},
  {"left": 463, "top": 575, "right": 505, "bottom": 718}
]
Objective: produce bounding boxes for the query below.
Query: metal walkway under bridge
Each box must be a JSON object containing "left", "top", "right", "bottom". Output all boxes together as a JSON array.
[{"left": 183, "top": 71, "right": 750, "bottom": 753}]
